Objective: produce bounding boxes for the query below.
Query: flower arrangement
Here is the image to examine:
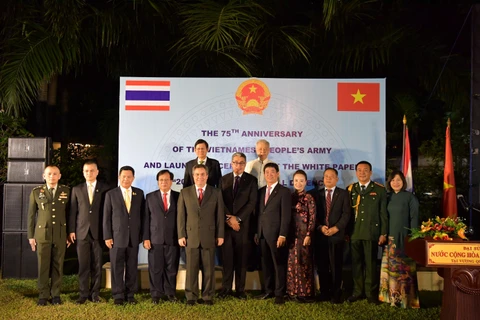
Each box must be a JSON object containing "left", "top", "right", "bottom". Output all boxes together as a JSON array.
[{"left": 409, "top": 216, "right": 468, "bottom": 241}]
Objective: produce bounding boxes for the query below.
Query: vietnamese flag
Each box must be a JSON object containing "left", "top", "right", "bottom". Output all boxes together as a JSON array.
[
  {"left": 402, "top": 115, "right": 413, "bottom": 192},
  {"left": 337, "top": 82, "right": 380, "bottom": 112},
  {"left": 443, "top": 119, "right": 457, "bottom": 217}
]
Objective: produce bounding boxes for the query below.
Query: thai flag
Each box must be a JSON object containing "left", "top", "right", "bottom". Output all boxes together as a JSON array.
[{"left": 124, "top": 80, "right": 170, "bottom": 111}]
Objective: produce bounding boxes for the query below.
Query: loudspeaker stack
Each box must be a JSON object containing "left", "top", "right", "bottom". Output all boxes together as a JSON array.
[{"left": 1, "top": 137, "right": 52, "bottom": 278}]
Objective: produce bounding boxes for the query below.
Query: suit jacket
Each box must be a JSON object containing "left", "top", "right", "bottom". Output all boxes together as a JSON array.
[
  {"left": 308, "top": 187, "right": 351, "bottom": 244},
  {"left": 143, "top": 190, "right": 180, "bottom": 245},
  {"left": 177, "top": 185, "right": 225, "bottom": 248},
  {"left": 219, "top": 172, "right": 258, "bottom": 228},
  {"left": 348, "top": 182, "right": 388, "bottom": 241},
  {"left": 103, "top": 186, "right": 145, "bottom": 248},
  {"left": 27, "top": 184, "right": 70, "bottom": 244},
  {"left": 183, "top": 157, "right": 222, "bottom": 188},
  {"left": 68, "top": 181, "right": 110, "bottom": 240},
  {"left": 256, "top": 184, "right": 291, "bottom": 244}
]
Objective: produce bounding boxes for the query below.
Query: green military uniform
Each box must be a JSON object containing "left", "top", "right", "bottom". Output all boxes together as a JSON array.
[
  {"left": 348, "top": 181, "right": 387, "bottom": 299},
  {"left": 27, "top": 184, "right": 70, "bottom": 300}
]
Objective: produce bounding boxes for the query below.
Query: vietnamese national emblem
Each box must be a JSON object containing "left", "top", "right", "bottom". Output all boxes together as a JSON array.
[{"left": 235, "top": 79, "right": 271, "bottom": 115}]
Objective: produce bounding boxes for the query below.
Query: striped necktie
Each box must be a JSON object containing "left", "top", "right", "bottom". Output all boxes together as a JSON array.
[{"left": 326, "top": 189, "right": 332, "bottom": 226}]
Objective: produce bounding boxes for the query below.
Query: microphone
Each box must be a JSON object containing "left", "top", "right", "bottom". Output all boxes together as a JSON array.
[{"left": 457, "top": 194, "right": 469, "bottom": 212}]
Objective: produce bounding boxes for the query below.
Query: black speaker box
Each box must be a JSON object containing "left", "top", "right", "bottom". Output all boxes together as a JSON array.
[
  {"left": 1, "top": 232, "right": 38, "bottom": 278},
  {"left": 7, "top": 161, "right": 45, "bottom": 183},
  {"left": 8, "top": 137, "right": 52, "bottom": 161},
  {"left": 3, "top": 183, "right": 39, "bottom": 231}
]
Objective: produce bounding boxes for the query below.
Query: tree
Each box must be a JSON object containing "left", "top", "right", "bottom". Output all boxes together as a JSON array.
[{"left": 0, "top": 0, "right": 177, "bottom": 117}]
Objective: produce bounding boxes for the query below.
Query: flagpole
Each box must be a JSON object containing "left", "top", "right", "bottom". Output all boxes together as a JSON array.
[{"left": 402, "top": 115, "right": 406, "bottom": 172}]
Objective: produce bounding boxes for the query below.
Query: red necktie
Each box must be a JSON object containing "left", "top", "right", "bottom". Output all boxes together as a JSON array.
[
  {"left": 163, "top": 192, "right": 168, "bottom": 211},
  {"left": 326, "top": 189, "right": 332, "bottom": 226},
  {"left": 265, "top": 186, "right": 271, "bottom": 205},
  {"left": 198, "top": 188, "right": 203, "bottom": 205}
]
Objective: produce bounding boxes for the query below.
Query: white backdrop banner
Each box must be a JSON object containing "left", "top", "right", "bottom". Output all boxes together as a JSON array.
[
  {"left": 119, "top": 77, "right": 386, "bottom": 192},
  {"left": 119, "top": 77, "right": 386, "bottom": 263}
]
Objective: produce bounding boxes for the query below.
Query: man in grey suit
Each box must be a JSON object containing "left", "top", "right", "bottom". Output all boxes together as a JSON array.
[
  {"left": 68, "top": 160, "right": 109, "bottom": 304},
  {"left": 177, "top": 164, "right": 224, "bottom": 305},
  {"left": 103, "top": 166, "right": 145, "bottom": 305},
  {"left": 143, "top": 170, "right": 180, "bottom": 304},
  {"left": 218, "top": 152, "right": 257, "bottom": 299},
  {"left": 254, "top": 162, "right": 291, "bottom": 305}
]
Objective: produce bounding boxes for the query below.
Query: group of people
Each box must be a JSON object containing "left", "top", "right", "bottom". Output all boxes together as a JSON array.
[{"left": 26, "top": 138, "right": 420, "bottom": 309}]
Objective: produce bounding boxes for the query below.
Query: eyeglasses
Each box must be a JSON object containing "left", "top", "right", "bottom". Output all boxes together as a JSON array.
[{"left": 232, "top": 162, "right": 246, "bottom": 165}]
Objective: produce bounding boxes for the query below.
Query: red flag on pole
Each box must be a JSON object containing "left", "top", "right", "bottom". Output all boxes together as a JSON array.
[
  {"left": 401, "top": 115, "right": 413, "bottom": 192},
  {"left": 443, "top": 119, "right": 457, "bottom": 217}
]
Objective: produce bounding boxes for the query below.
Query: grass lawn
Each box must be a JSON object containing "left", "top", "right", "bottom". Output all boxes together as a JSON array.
[{"left": 0, "top": 275, "right": 441, "bottom": 320}]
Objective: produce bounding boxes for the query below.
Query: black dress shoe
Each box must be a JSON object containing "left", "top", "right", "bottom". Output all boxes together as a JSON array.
[
  {"left": 91, "top": 296, "right": 101, "bottom": 303},
  {"left": 330, "top": 296, "right": 342, "bottom": 304},
  {"left": 114, "top": 299, "right": 125, "bottom": 305},
  {"left": 367, "top": 297, "right": 381, "bottom": 305},
  {"left": 37, "top": 298, "right": 48, "bottom": 306},
  {"left": 76, "top": 297, "right": 88, "bottom": 305},
  {"left": 274, "top": 296, "right": 285, "bottom": 305},
  {"left": 167, "top": 295, "right": 178, "bottom": 302},
  {"left": 186, "top": 300, "right": 196, "bottom": 306},
  {"left": 256, "top": 292, "right": 275, "bottom": 300},
  {"left": 52, "top": 297, "right": 62, "bottom": 305},
  {"left": 347, "top": 295, "right": 365, "bottom": 303},
  {"left": 236, "top": 292, "right": 247, "bottom": 300},
  {"left": 331, "top": 291, "right": 342, "bottom": 304},
  {"left": 204, "top": 300, "right": 214, "bottom": 305},
  {"left": 127, "top": 298, "right": 137, "bottom": 305},
  {"left": 159, "top": 295, "right": 169, "bottom": 301},
  {"left": 152, "top": 298, "right": 160, "bottom": 304},
  {"left": 218, "top": 289, "right": 232, "bottom": 299},
  {"left": 296, "top": 296, "right": 314, "bottom": 303}
]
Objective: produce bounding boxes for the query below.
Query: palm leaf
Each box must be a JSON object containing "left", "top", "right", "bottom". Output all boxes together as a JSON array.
[{"left": 0, "top": 23, "right": 82, "bottom": 116}]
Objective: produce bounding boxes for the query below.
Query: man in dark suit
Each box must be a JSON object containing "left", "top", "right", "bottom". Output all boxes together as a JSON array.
[
  {"left": 68, "top": 160, "right": 109, "bottom": 304},
  {"left": 218, "top": 152, "right": 257, "bottom": 299},
  {"left": 103, "top": 166, "right": 145, "bottom": 305},
  {"left": 28, "top": 165, "right": 70, "bottom": 306},
  {"left": 177, "top": 164, "right": 224, "bottom": 305},
  {"left": 254, "top": 162, "right": 291, "bottom": 305},
  {"left": 347, "top": 161, "right": 387, "bottom": 305},
  {"left": 309, "top": 168, "right": 350, "bottom": 304},
  {"left": 183, "top": 139, "right": 222, "bottom": 188},
  {"left": 143, "top": 170, "right": 180, "bottom": 304}
]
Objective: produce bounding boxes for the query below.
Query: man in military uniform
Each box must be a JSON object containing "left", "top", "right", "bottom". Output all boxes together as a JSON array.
[
  {"left": 347, "top": 161, "right": 387, "bottom": 305},
  {"left": 27, "top": 165, "right": 70, "bottom": 306}
]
